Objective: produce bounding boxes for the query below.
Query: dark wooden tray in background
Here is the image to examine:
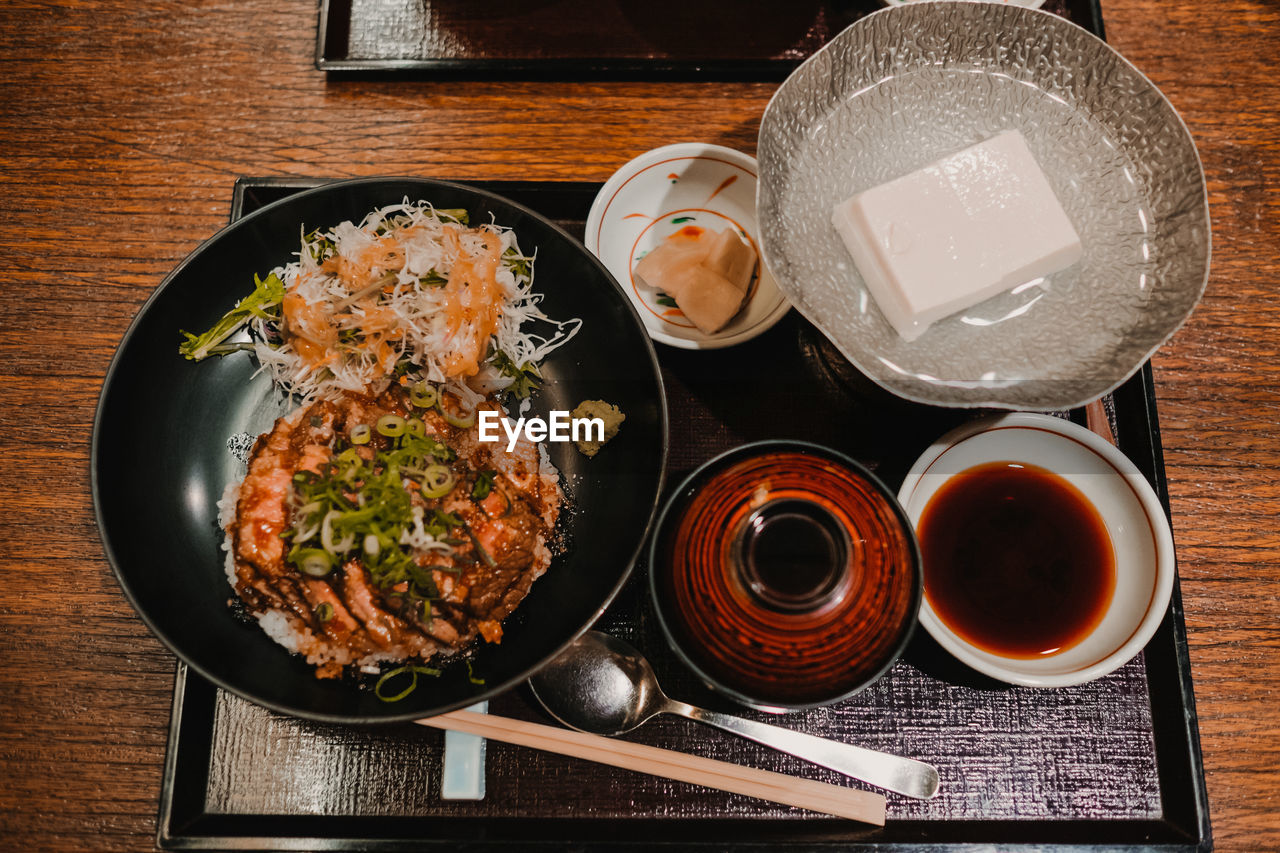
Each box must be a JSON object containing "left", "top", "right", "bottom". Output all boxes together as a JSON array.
[
  {"left": 315, "top": 0, "right": 1106, "bottom": 79},
  {"left": 154, "top": 177, "right": 1209, "bottom": 851}
]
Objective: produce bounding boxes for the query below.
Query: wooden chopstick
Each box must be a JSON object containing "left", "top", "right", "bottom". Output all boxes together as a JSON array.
[
  {"left": 417, "top": 709, "right": 887, "bottom": 826},
  {"left": 1085, "top": 398, "right": 1117, "bottom": 445}
]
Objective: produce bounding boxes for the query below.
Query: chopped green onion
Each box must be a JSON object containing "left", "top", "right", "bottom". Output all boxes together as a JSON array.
[
  {"left": 294, "top": 548, "right": 335, "bottom": 577},
  {"left": 281, "top": 405, "right": 471, "bottom": 611},
  {"left": 375, "top": 663, "right": 442, "bottom": 703},
  {"left": 437, "top": 397, "right": 477, "bottom": 428},
  {"left": 290, "top": 500, "right": 324, "bottom": 543},
  {"left": 350, "top": 423, "right": 372, "bottom": 445},
  {"left": 466, "top": 659, "right": 485, "bottom": 686},
  {"left": 320, "top": 510, "right": 355, "bottom": 555},
  {"left": 434, "top": 509, "right": 465, "bottom": 528},
  {"left": 471, "top": 470, "right": 495, "bottom": 501},
  {"left": 377, "top": 414, "right": 406, "bottom": 437},
  {"left": 410, "top": 381, "right": 438, "bottom": 408},
  {"left": 466, "top": 526, "right": 496, "bottom": 568},
  {"left": 407, "top": 564, "right": 441, "bottom": 598},
  {"left": 316, "top": 602, "right": 334, "bottom": 622},
  {"left": 422, "top": 464, "right": 456, "bottom": 499}
]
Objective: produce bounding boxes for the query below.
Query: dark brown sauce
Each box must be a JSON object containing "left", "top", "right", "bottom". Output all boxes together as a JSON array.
[{"left": 919, "top": 461, "right": 1116, "bottom": 659}]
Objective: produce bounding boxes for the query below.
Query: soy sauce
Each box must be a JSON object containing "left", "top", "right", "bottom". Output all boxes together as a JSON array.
[{"left": 919, "top": 461, "right": 1115, "bottom": 658}]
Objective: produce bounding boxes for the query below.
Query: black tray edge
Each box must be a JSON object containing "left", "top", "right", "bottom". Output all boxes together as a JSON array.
[
  {"left": 314, "top": 0, "right": 801, "bottom": 82},
  {"left": 315, "top": 0, "right": 1108, "bottom": 81},
  {"left": 1126, "top": 364, "right": 1212, "bottom": 853}
]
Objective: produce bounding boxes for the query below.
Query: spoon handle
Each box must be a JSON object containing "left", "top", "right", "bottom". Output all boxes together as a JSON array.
[{"left": 669, "top": 702, "right": 939, "bottom": 799}]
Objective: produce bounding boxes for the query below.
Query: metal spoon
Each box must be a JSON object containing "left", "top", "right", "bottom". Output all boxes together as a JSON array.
[{"left": 528, "top": 631, "right": 940, "bottom": 799}]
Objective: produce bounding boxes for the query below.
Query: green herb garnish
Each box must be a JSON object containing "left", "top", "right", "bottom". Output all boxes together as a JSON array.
[
  {"left": 435, "top": 208, "right": 469, "bottom": 225},
  {"left": 471, "top": 470, "right": 496, "bottom": 501},
  {"left": 178, "top": 271, "right": 285, "bottom": 361},
  {"left": 466, "top": 659, "right": 485, "bottom": 686},
  {"left": 305, "top": 228, "right": 336, "bottom": 263},
  {"left": 489, "top": 348, "right": 541, "bottom": 399},
  {"left": 502, "top": 245, "right": 533, "bottom": 280},
  {"left": 466, "top": 525, "right": 496, "bottom": 568},
  {"left": 375, "top": 663, "right": 442, "bottom": 703}
]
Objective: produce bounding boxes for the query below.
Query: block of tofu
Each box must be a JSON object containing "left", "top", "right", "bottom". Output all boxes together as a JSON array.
[{"left": 831, "top": 130, "right": 1083, "bottom": 342}]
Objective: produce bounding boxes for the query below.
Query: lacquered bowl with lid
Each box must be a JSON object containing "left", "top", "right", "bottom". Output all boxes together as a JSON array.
[{"left": 649, "top": 441, "right": 922, "bottom": 711}]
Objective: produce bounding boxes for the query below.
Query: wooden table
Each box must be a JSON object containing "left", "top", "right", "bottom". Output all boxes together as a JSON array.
[{"left": 1, "top": 1, "right": 1276, "bottom": 850}]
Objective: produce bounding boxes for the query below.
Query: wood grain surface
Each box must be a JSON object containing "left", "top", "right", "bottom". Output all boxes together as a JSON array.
[{"left": 0, "top": 0, "right": 1276, "bottom": 851}]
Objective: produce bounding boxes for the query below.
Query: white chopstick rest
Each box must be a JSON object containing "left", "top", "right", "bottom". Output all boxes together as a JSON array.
[{"left": 440, "top": 701, "right": 489, "bottom": 800}]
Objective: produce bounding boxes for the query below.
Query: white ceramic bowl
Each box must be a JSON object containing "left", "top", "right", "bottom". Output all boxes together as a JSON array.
[
  {"left": 585, "top": 143, "right": 790, "bottom": 349},
  {"left": 897, "top": 413, "right": 1175, "bottom": 687}
]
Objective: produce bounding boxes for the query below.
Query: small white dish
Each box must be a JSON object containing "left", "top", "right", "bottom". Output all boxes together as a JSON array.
[
  {"left": 586, "top": 143, "right": 790, "bottom": 349},
  {"left": 897, "top": 413, "right": 1175, "bottom": 687}
]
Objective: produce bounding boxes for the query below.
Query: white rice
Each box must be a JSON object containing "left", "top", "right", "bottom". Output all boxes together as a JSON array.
[{"left": 216, "top": 480, "right": 241, "bottom": 587}]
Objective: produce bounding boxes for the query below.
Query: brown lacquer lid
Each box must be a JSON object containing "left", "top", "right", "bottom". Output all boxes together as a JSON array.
[{"left": 650, "top": 441, "right": 921, "bottom": 710}]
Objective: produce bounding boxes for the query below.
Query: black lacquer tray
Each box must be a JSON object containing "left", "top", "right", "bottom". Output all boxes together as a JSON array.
[
  {"left": 156, "top": 178, "right": 1209, "bottom": 851},
  {"left": 315, "top": 0, "right": 1106, "bottom": 79}
]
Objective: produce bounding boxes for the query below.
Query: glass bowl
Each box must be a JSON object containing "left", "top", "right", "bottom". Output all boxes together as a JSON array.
[{"left": 757, "top": 3, "right": 1209, "bottom": 409}]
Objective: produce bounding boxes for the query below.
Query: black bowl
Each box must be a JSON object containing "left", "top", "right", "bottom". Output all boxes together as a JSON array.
[{"left": 92, "top": 177, "right": 668, "bottom": 723}]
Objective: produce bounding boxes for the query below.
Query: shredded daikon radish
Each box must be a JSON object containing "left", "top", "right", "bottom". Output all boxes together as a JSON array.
[{"left": 241, "top": 199, "right": 580, "bottom": 403}]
